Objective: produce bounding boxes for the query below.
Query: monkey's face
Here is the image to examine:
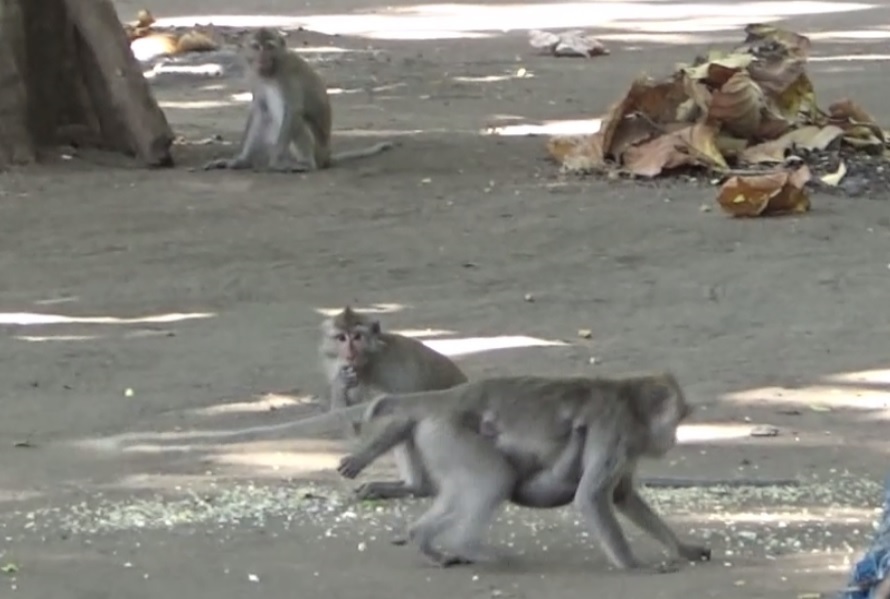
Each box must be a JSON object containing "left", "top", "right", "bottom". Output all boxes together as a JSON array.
[
  {"left": 331, "top": 324, "right": 380, "bottom": 370},
  {"left": 247, "top": 30, "right": 287, "bottom": 77}
]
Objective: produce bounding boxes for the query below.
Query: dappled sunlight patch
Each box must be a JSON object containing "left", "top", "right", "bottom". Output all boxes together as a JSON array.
[
  {"left": 725, "top": 383, "right": 890, "bottom": 411},
  {"left": 823, "top": 367, "right": 890, "bottom": 386},
  {"left": 187, "top": 392, "right": 315, "bottom": 418},
  {"left": 15, "top": 334, "right": 99, "bottom": 343},
  {"left": 390, "top": 328, "right": 456, "bottom": 339},
  {"left": 676, "top": 422, "right": 761, "bottom": 443},
  {"left": 484, "top": 117, "right": 603, "bottom": 137},
  {"left": 0, "top": 311, "right": 215, "bottom": 326},
  {"left": 810, "top": 54, "right": 890, "bottom": 63},
  {"left": 314, "top": 303, "right": 405, "bottom": 317},
  {"left": 153, "top": 3, "right": 874, "bottom": 42},
  {"left": 423, "top": 335, "right": 568, "bottom": 357},
  {"left": 159, "top": 99, "right": 231, "bottom": 109}
]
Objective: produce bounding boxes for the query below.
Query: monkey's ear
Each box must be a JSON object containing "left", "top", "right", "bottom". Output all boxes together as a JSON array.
[{"left": 369, "top": 320, "right": 381, "bottom": 335}]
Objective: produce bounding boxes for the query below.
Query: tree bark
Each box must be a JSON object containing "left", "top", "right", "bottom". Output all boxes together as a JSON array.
[{"left": 0, "top": 0, "right": 174, "bottom": 169}]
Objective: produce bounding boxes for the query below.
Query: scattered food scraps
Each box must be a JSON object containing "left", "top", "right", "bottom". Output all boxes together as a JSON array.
[{"left": 529, "top": 30, "right": 609, "bottom": 58}]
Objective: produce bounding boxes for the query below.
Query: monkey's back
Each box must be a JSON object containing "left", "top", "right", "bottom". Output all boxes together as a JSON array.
[{"left": 372, "top": 332, "right": 468, "bottom": 392}]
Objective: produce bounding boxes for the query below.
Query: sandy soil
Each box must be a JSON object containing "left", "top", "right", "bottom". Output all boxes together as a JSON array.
[{"left": 2, "top": 0, "right": 890, "bottom": 597}]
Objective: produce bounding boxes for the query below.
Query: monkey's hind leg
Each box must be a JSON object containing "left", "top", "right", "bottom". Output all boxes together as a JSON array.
[
  {"left": 418, "top": 422, "right": 514, "bottom": 567},
  {"left": 268, "top": 121, "right": 317, "bottom": 173},
  {"left": 511, "top": 421, "right": 588, "bottom": 508}
]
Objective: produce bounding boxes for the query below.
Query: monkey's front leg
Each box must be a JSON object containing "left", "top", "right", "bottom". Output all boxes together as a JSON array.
[
  {"left": 337, "top": 415, "right": 416, "bottom": 479},
  {"left": 267, "top": 111, "right": 315, "bottom": 173},
  {"left": 204, "top": 106, "right": 260, "bottom": 170}
]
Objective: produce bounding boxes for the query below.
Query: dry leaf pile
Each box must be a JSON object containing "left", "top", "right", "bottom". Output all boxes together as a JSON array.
[
  {"left": 124, "top": 9, "right": 219, "bottom": 56},
  {"left": 547, "top": 23, "right": 890, "bottom": 212}
]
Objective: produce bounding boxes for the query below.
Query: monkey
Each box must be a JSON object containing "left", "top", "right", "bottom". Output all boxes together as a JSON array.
[
  {"left": 337, "top": 373, "right": 712, "bottom": 570},
  {"left": 319, "top": 306, "right": 468, "bottom": 501},
  {"left": 202, "top": 28, "right": 394, "bottom": 173}
]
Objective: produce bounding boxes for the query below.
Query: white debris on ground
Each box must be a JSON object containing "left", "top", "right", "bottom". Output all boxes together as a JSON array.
[{"left": 528, "top": 29, "right": 609, "bottom": 58}]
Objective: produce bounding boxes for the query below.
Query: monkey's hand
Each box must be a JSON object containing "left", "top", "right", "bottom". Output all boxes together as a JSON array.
[
  {"left": 339, "top": 365, "right": 359, "bottom": 388},
  {"left": 337, "top": 454, "right": 369, "bottom": 479}
]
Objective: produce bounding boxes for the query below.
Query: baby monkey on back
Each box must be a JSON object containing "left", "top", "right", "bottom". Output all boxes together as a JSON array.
[{"left": 204, "top": 28, "right": 394, "bottom": 172}]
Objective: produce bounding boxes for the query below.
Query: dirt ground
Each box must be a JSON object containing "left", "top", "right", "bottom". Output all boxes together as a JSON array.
[{"left": 2, "top": 0, "right": 890, "bottom": 597}]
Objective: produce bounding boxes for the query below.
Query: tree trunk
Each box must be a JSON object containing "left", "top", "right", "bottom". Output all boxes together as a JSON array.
[{"left": 0, "top": 0, "right": 174, "bottom": 169}]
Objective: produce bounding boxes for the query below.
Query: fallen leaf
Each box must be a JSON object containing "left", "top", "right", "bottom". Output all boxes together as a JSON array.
[
  {"left": 769, "top": 72, "right": 817, "bottom": 122},
  {"left": 1, "top": 563, "right": 18, "bottom": 575},
  {"left": 707, "top": 71, "right": 765, "bottom": 138},
  {"left": 577, "top": 329, "right": 593, "bottom": 339},
  {"left": 135, "top": 9, "right": 155, "bottom": 28},
  {"left": 546, "top": 133, "right": 606, "bottom": 171},
  {"left": 608, "top": 115, "right": 661, "bottom": 158},
  {"left": 683, "top": 53, "right": 754, "bottom": 86},
  {"left": 177, "top": 31, "right": 219, "bottom": 54},
  {"left": 622, "top": 123, "right": 727, "bottom": 177},
  {"left": 740, "top": 23, "right": 812, "bottom": 57},
  {"left": 714, "top": 134, "right": 749, "bottom": 159},
  {"left": 829, "top": 98, "right": 877, "bottom": 125},
  {"left": 599, "top": 75, "right": 689, "bottom": 156},
  {"left": 716, "top": 165, "right": 812, "bottom": 217},
  {"left": 741, "top": 125, "right": 843, "bottom": 164},
  {"left": 820, "top": 161, "right": 847, "bottom": 186}
]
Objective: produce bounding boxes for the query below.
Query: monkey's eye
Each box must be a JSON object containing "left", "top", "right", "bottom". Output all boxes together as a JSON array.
[
  {"left": 352, "top": 332, "right": 364, "bottom": 341},
  {"left": 334, "top": 333, "right": 347, "bottom": 342}
]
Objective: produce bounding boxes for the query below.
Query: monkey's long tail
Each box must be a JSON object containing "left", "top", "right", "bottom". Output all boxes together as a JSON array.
[{"left": 330, "top": 142, "right": 395, "bottom": 164}]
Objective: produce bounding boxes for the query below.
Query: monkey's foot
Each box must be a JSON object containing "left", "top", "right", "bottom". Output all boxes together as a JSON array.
[
  {"left": 390, "top": 533, "right": 409, "bottom": 546},
  {"left": 355, "top": 481, "right": 427, "bottom": 500},
  {"left": 678, "top": 543, "right": 712, "bottom": 563},
  {"left": 337, "top": 456, "right": 367, "bottom": 479}
]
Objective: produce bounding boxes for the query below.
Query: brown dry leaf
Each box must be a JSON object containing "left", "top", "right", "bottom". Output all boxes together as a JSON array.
[
  {"left": 741, "top": 125, "right": 843, "bottom": 164},
  {"left": 829, "top": 99, "right": 877, "bottom": 124},
  {"left": 683, "top": 53, "right": 754, "bottom": 87},
  {"left": 599, "top": 75, "right": 688, "bottom": 156},
  {"left": 769, "top": 73, "right": 817, "bottom": 122},
  {"left": 621, "top": 123, "right": 727, "bottom": 177},
  {"left": 828, "top": 99, "right": 885, "bottom": 148},
  {"left": 708, "top": 71, "right": 765, "bottom": 138},
  {"left": 130, "top": 32, "right": 179, "bottom": 57},
  {"left": 177, "top": 31, "right": 219, "bottom": 53},
  {"left": 717, "top": 166, "right": 812, "bottom": 217},
  {"left": 546, "top": 133, "right": 606, "bottom": 171},
  {"left": 608, "top": 115, "right": 660, "bottom": 158},
  {"left": 135, "top": 9, "right": 156, "bottom": 28},
  {"left": 740, "top": 23, "right": 811, "bottom": 57},
  {"left": 715, "top": 134, "right": 749, "bottom": 159},
  {"left": 677, "top": 78, "right": 712, "bottom": 122}
]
